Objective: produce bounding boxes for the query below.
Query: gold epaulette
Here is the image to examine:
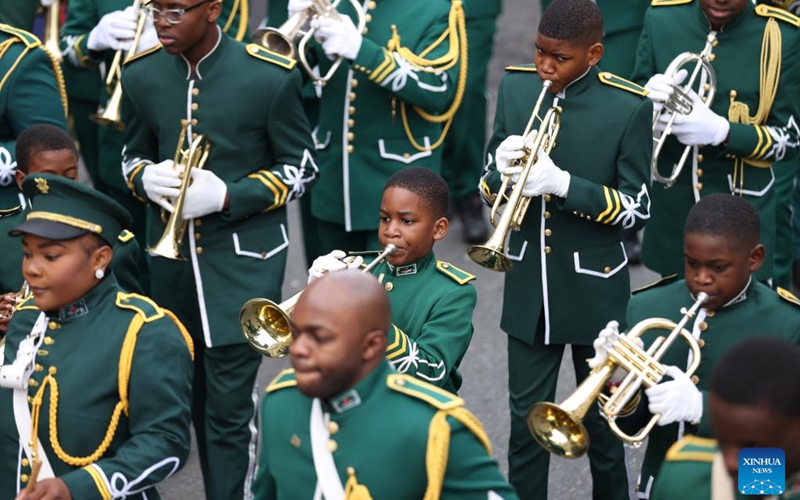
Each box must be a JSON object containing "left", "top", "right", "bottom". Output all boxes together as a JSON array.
[
  {"left": 777, "top": 287, "right": 800, "bottom": 307},
  {"left": 117, "top": 229, "right": 135, "bottom": 243},
  {"left": 505, "top": 64, "right": 537, "bottom": 72},
  {"left": 0, "top": 24, "right": 40, "bottom": 48},
  {"left": 123, "top": 44, "right": 162, "bottom": 65},
  {"left": 266, "top": 368, "right": 297, "bottom": 393},
  {"left": 651, "top": 0, "right": 692, "bottom": 6},
  {"left": 665, "top": 435, "right": 718, "bottom": 462},
  {"left": 245, "top": 44, "right": 296, "bottom": 70},
  {"left": 756, "top": 4, "right": 800, "bottom": 27},
  {"left": 115, "top": 291, "right": 165, "bottom": 322},
  {"left": 387, "top": 374, "right": 464, "bottom": 410},
  {"left": 632, "top": 274, "right": 679, "bottom": 295},
  {"left": 598, "top": 72, "right": 649, "bottom": 96},
  {"left": 436, "top": 261, "right": 475, "bottom": 285}
]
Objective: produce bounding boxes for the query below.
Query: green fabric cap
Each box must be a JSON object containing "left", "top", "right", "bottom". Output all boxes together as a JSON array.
[{"left": 10, "top": 173, "right": 132, "bottom": 245}]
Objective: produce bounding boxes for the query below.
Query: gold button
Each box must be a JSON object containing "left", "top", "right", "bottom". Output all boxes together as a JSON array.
[
  {"left": 348, "top": 119, "right": 355, "bottom": 127},
  {"left": 696, "top": 182, "right": 703, "bottom": 190},
  {"left": 586, "top": 215, "right": 592, "bottom": 221},
  {"left": 191, "top": 118, "right": 198, "bottom": 126},
  {"left": 696, "top": 169, "right": 703, "bottom": 177},
  {"left": 194, "top": 233, "right": 201, "bottom": 241},
  {"left": 48, "top": 321, "right": 60, "bottom": 330},
  {"left": 691, "top": 375, "right": 700, "bottom": 385},
  {"left": 49, "top": 366, "right": 57, "bottom": 375},
  {"left": 28, "top": 378, "right": 37, "bottom": 386},
  {"left": 712, "top": 39, "right": 719, "bottom": 47},
  {"left": 544, "top": 211, "right": 551, "bottom": 219},
  {"left": 698, "top": 338, "right": 706, "bottom": 348},
  {"left": 543, "top": 194, "right": 552, "bottom": 202},
  {"left": 347, "top": 466, "right": 356, "bottom": 475},
  {"left": 730, "top": 90, "right": 737, "bottom": 99},
  {"left": 328, "top": 421, "right": 339, "bottom": 435},
  {"left": 20, "top": 474, "right": 29, "bottom": 483},
  {"left": 38, "top": 350, "right": 48, "bottom": 356},
  {"left": 709, "top": 53, "right": 716, "bottom": 62},
  {"left": 290, "top": 434, "right": 301, "bottom": 448},
  {"left": 441, "top": 262, "right": 450, "bottom": 269},
  {"left": 701, "top": 96, "right": 707, "bottom": 103},
  {"left": 35, "top": 364, "right": 42, "bottom": 372},
  {"left": 368, "top": 0, "right": 376, "bottom": 8},
  {"left": 349, "top": 106, "right": 356, "bottom": 115},
  {"left": 349, "top": 92, "right": 357, "bottom": 101},
  {"left": 192, "top": 132, "right": 198, "bottom": 140},
  {"left": 194, "top": 219, "right": 202, "bottom": 227},
  {"left": 384, "top": 282, "right": 393, "bottom": 292},
  {"left": 396, "top": 377, "right": 405, "bottom": 386},
  {"left": 44, "top": 336, "right": 54, "bottom": 345},
  {"left": 347, "top": 132, "right": 355, "bottom": 141},
  {"left": 703, "top": 83, "right": 710, "bottom": 91},
  {"left": 699, "top": 321, "right": 708, "bottom": 331},
  {"left": 192, "top": 88, "right": 200, "bottom": 96},
  {"left": 403, "top": 152, "right": 410, "bottom": 159},
  {"left": 362, "top": 27, "right": 369, "bottom": 35},
  {"left": 196, "top": 247, "right": 204, "bottom": 255},
  {"left": 327, "top": 439, "right": 338, "bottom": 452},
  {"left": 603, "top": 266, "right": 612, "bottom": 274},
  {"left": 347, "top": 145, "right": 354, "bottom": 154},
  {"left": 365, "top": 13, "right": 372, "bottom": 22},
  {"left": 544, "top": 229, "right": 552, "bottom": 236},
  {"left": 191, "top": 103, "right": 199, "bottom": 111},
  {"left": 21, "top": 458, "right": 29, "bottom": 467},
  {"left": 544, "top": 246, "right": 552, "bottom": 254},
  {"left": 706, "top": 310, "right": 715, "bottom": 318}
]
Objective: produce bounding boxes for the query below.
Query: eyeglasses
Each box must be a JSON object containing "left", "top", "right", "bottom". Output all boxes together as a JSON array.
[{"left": 145, "top": 0, "right": 212, "bottom": 24}]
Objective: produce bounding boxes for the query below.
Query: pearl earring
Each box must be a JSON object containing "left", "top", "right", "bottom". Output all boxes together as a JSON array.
[{"left": 95, "top": 269, "right": 105, "bottom": 280}]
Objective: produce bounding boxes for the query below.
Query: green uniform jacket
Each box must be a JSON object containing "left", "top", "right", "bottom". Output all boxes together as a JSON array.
[
  {"left": 617, "top": 277, "right": 800, "bottom": 498},
  {"left": 251, "top": 361, "right": 519, "bottom": 499},
  {"left": 0, "top": 25, "right": 68, "bottom": 292},
  {"left": 365, "top": 251, "right": 476, "bottom": 393},
  {"left": 463, "top": 0, "right": 502, "bottom": 18},
  {"left": 310, "top": 0, "right": 461, "bottom": 231},
  {"left": 121, "top": 33, "right": 317, "bottom": 346},
  {"left": 480, "top": 65, "right": 652, "bottom": 345},
  {"left": 60, "top": 0, "right": 250, "bottom": 191},
  {"left": 652, "top": 436, "right": 800, "bottom": 500},
  {"left": 0, "top": 275, "right": 194, "bottom": 500},
  {"left": 631, "top": 1, "right": 800, "bottom": 281}
]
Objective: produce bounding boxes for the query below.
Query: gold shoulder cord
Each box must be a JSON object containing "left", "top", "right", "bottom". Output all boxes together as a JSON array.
[
  {"left": 729, "top": 18, "right": 781, "bottom": 194},
  {"left": 386, "top": 0, "right": 468, "bottom": 152}
]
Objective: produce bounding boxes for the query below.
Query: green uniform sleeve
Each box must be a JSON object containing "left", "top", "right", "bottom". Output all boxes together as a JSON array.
[
  {"left": 351, "top": 9, "right": 459, "bottom": 114},
  {"left": 59, "top": 315, "right": 193, "bottom": 500},
  {"left": 60, "top": 0, "right": 106, "bottom": 68},
  {"left": 110, "top": 234, "right": 144, "bottom": 294},
  {"left": 630, "top": 7, "right": 656, "bottom": 86},
  {"left": 119, "top": 81, "right": 158, "bottom": 205},
  {"left": 440, "top": 415, "right": 519, "bottom": 499},
  {"left": 385, "top": 285, "right": 476, "bottom": 389},
  {"left": 479, "top": 74, "right": 510, "bottom": 205}
]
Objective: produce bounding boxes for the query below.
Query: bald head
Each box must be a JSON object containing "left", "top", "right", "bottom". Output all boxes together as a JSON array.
[{"left": 290, "top": 271, "right": 391, "bottom": 399}]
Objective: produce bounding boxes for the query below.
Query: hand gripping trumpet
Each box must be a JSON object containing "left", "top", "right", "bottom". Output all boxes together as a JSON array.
[
  {"left": 527, "top": 292, "right": 709, "bottom": 459},
  {"left": 239, "top": 244, "right": 397, "bottom": 358},
  {"left": 252, "top": 0, "right": 366, "bottom": 87},
  {"left": 467, "top": 80, "right": 562, "bottom": 272},
  {"left": 651, "top": 32, "right": 718, "bottom": 187}
]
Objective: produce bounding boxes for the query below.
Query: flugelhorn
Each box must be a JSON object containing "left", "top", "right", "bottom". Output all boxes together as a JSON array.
[
  {"left": 251, "top": 0, "right": 366, "bottom": 87},
  {"left": 526, "top": 292, "right": 708, "bottom": 458},
  {"left": 467, "top": 80, "right": 561, "bottom": 272},
  {"left": 651, "top": 32, "right": 718, "bottom": 187},
  {"left": 239, "top": 244, "right": 397, "bottom": 358},
  {"left": 148, "top": 119, "right": 211, "bottom": 260},
  {"left": 90, "top": 0, "right": 147, "bottom": 130},
  {"left": 0, "top": 281, "right": 34, "bottom": 363},
  {"left": 43, "top": 0, "right": 63, "bottom": 63}
]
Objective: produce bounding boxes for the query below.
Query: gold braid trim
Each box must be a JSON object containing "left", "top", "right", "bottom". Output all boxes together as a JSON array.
[
  {"left": 0, "top": 42, "right": 29, "bottom": 96},
  {"left": 423, "top": 407, "right": 492, "bottom": 500},
  {"left": 118, "top": 314, "right": 144, "bottom": 416},
  {"left": 386, "top": 0, "right": 468, "bottom": 152},
  {"left": 163, "top": 308, "right": 195, "bottom": 360},
  {"left": 729, "top": 18, "right": 781, "bottom": 194},
  {"left": 39, "top": 45, "right": 69, "bottom": 118}
]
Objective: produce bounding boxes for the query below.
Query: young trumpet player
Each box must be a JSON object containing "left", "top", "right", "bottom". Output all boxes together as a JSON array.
[
  {"left": 307, "top": 167, "right": 477, "bottom": 394},
  {"left": 119, "top": 0, "right": 317, "bottom": 497},
  {"left": 476, "top": 0, "right": 653, "bottom": 498},
  {"left": 591, "top": 194, "right": 800, "bottom": 499},
  {"left": 632, "top": 0, "right": 800, "bottom": 283}
]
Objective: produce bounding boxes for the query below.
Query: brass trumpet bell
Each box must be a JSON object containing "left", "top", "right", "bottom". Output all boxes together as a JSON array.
[
  {"left": 527, "top": 402, "right": 590, "bottom": 459},
  {"left": 90, "top": 83, "right": 126, "bottom": 131}
]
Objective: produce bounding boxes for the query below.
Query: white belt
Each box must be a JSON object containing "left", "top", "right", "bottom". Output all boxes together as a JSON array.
[{"left": 310, "top": 398, "right": 344, "bottom": 500}]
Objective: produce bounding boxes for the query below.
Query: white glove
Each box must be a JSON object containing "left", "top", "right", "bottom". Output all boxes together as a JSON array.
[
  {"left": 288, "top": 0, "right": 313, "bottom": 18},
  {"left": 135, "top": 12, "right": 159, "bottom": 54},
  {"left": 87, "top": 7, "right": 138, "bottom": 52},
  {"left": 307, "top": 250, "right": 364, "bottom": 284},
  {"left": 663, "top": 90, "right": 730, "bottom": 146},
  {"left": 645, "top": 69, "right": 688, "bottom": 112},
  {"left": 495, "top": 135, "right": 527, "bottom": 176},
  {"left": 313, "top": 16, "right": 362, "bottom": 61},
  {"left": 181, "top": 169, "right": 228, "bottom": 219},
  {"left": 587, "top": 321, "right": 644, "bottom": 384},
  {"left": 40, "top": 0, "right": 56, "bottom": 7},
  {"left": 645, "top": 365, "right": 703, "bottom": 426},
  {"left": 141, "top": 160, "right": 181, "bottom": 212},
  {"left": 520, "top": 149, "right": 570, "bottom": 198}
]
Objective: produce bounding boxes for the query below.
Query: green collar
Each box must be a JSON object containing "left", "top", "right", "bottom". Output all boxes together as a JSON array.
[
  {"left": 49, "top": 273, "right": 119, "bottom": 322},
  {"left": 386, "top": 251, "right": 435, "bottom": 277},
  {"left": 556, "top": 65, "right": 598, "bottom": 100},
  {"left": 323, "top": 360, "right": 391, "bottom": 414},
  {"left": 176, "top": 26, "right": 227, "bottom": 80}
]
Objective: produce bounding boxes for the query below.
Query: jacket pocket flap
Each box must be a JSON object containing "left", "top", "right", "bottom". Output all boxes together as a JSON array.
[
  {"left": 378, "top": 137, "right": 433, "bottom": 164},
  {"left": 232, "top": 223, "right": 289, "bottom": 260},
  {"left": 573, "top": 242, "right": 628, "bottom": 278}
]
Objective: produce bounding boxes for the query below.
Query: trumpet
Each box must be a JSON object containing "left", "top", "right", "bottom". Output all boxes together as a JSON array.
[
  {"left": 0, "top": 281, "right": 34, "bottom": 363},
  {"left": 467, "top": 80, "right": 561, "bottom": 272},
  {"left": 527, "top": 292, "right": 708, "bottom": 458},
  {"left": 43, "top": 0, "right": 63, "bottom": 63},
  {"left": 90, "top": 0, "right": 147, "bottom": 130},
  {"left": 651, "top": 32, "right": 718, "bottom": 187},
  {"left": 239, "top": 244, "right": 397, "bottom": 358},
  {"left": 147, "top": 120, "right": 211, "bottom": 260},
  {"left": 251, "top": 0, "right": 366, "bottom": 87}
]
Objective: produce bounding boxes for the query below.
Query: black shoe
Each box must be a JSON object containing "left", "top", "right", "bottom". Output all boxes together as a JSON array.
[{"left": 458, "top": 194, "right": 489, "bottom": 244}]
